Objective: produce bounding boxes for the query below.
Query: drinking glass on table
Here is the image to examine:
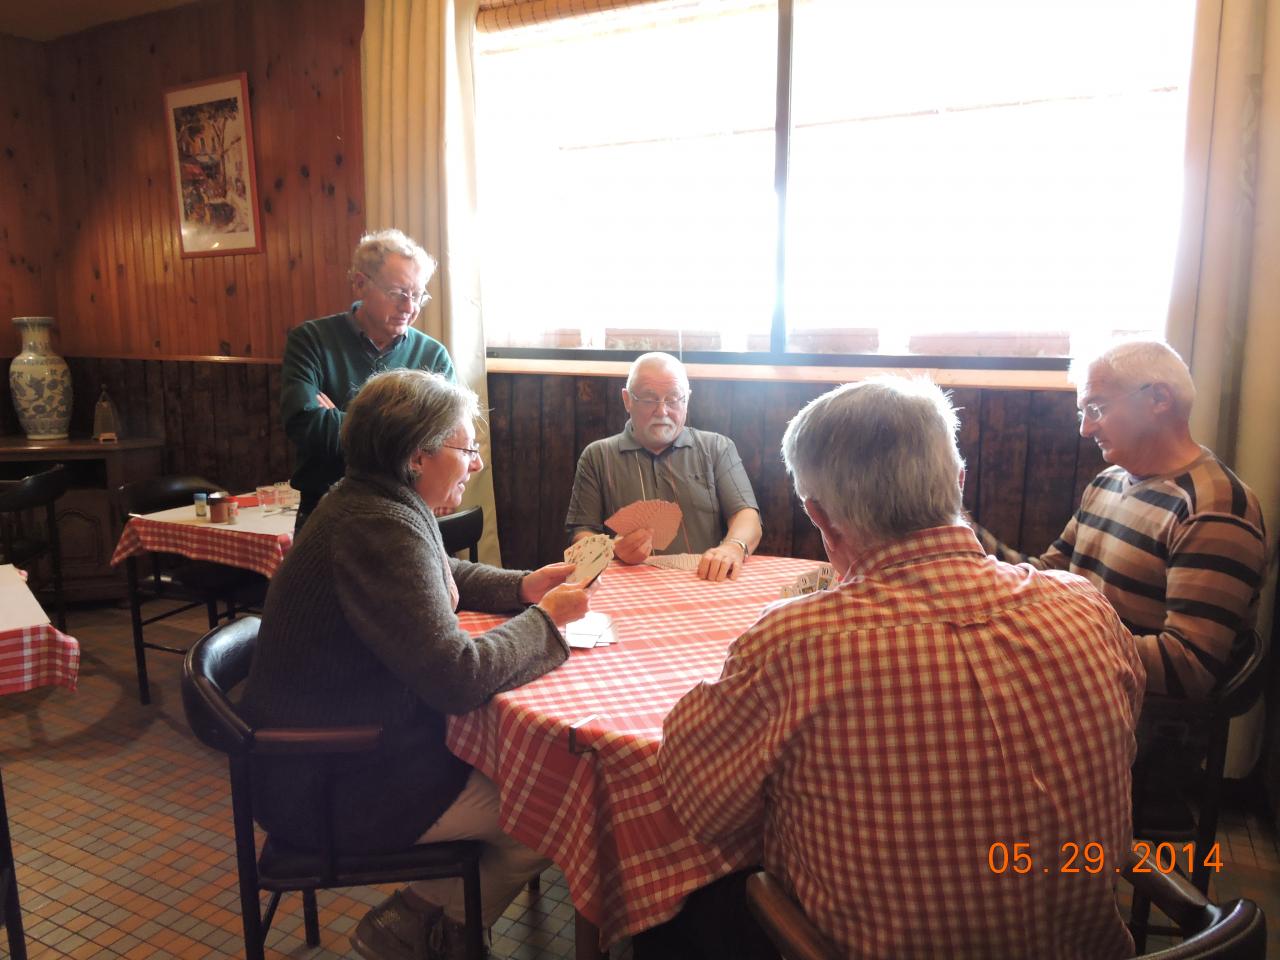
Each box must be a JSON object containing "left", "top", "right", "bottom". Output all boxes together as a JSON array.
[
  {"left": 256, "top": 484, "right": 279, "bottom": 513},
  {"left": 275, "top": 481, "right": 300, "bottom": 512}
]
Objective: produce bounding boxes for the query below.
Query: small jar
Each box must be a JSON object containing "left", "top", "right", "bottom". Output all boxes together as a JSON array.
[
  {"left": 226, "top": 499, "right": 240, "bottom": 524},
  {"left": 208, "top": 492, "right": 229, "bottom": 523},
  {"left": 194, "top": 492, "right": 208, "bottom": 518}
]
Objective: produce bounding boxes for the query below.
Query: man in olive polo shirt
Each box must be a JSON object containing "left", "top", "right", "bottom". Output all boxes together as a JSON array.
[
  {"left": 565, "top": 353, "right": 761, "bottom": 581},
  {"left": 280, "top": 229, "right": 454, "bottom": 529}
]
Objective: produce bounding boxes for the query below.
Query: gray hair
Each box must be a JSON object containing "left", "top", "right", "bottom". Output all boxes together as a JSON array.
[
  {"left": 342, "top": 370, "right": 479, "bottom": 486},
  {"left": 626, "top": 352, "right": 690, "bottom": 394},
  {"left": 1068, "top": 339, "right": 1195, "bottom": 418},
  {"left": 350, "top": 228, "right": 437, "bottom": 282},
  {"left": 782, "top": 377, "right": 964, "bottom": 545}
]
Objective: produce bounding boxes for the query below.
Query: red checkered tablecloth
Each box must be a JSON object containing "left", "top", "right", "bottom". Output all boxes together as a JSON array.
[
  {"left": 111, "top": 505, "right": 295, "bottom": 579},
  {"left": 447, "top": 554, "right": 817, "bottom": 948},
  {"left": 0, "top": 625, "right": 80, "bottom": 696}
]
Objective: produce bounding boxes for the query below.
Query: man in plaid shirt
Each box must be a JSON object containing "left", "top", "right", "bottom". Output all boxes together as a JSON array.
[{"left": 651, "top": 377, "right": 1145, "bottom": 959}]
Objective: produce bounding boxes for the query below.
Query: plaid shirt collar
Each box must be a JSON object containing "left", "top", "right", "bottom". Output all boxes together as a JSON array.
[{"left": 846, "top": 524, "right": 986, "bottom": 580}]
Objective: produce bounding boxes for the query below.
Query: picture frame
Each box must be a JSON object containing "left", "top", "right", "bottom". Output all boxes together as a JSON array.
[{"left": 163, "top": 73, "right": 263, "bottom": 257}]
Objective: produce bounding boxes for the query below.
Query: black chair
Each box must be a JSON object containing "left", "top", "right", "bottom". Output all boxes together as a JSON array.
[
  {"left": 181, "top": 617, "right": 485, "bottom": 960},
  {"left": 439, "top": 506, "right": 484, "bottom": 562},
  {"left": 116, "top": 475, "right": 267, "bottom": 705},
  {"left": 1122, "top": 853, "right": 1267, "bottom": 958},
  {"left": 745, "top": 853, "right": 1266, "bottom": 960},
  {"left": 0, "top": 769, "right": 28, "bottom": 960},
  {"left": 1129, "top": 630, "right": 1268, "bottom": 948},
  {"left": 0, "top": 465, "right": 68, "bottom": 633}
]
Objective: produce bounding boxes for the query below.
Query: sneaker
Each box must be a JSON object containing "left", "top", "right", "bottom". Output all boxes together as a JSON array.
[{"left": 350, "top": 890, "right": 442, "bottom": 960}]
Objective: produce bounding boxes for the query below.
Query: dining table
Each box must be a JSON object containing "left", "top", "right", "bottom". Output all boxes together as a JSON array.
[
  {"left": 0, "top": 563, "right": 82, "bottom": 960},
  {"left": 449, "top": 553, "right": 817, "bottom": 958},
  {"left": 109, "top": 497, "right": 296, "bottom": 579}
]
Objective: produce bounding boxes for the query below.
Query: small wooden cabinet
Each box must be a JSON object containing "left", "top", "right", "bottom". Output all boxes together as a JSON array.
[{"left": 0, "top": 436, "right": 163, "bottom": 600}]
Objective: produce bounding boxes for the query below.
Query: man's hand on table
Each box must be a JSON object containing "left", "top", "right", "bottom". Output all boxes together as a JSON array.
[
  {"left": 614, "top": 527, "right": 653, "bottom": 565},
  {"left": 697, "top": 543, "right": 745, "bottom": 582}
]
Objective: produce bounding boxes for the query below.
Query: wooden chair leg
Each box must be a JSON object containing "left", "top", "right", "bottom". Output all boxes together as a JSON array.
[
  {"left": 302, "top": 889, "right": 320, "bottom": 946},
  {"left": 205, "top": 598, "right": 219, "bottom": 629},
  {"left": 0, "top": 771, "right": 28, "bottom": 960},
  {"left": 45, "top": 501, "right": 66, "bottom": 633},
  {"left": 528, "top": 873, "right": 541, "bottom": 893},
  {"left": 1129, "top": 887, "right": 1151, "bottom": 954},
  {"left": 462, "top": 859, "right": 484, "bottom": 960},
  {"left": 125, "top": 557, "right": 151, "bottom": 705}
]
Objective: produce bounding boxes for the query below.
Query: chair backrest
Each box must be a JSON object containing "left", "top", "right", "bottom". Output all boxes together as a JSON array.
[
  {"left": 438, "top": 506, "right": 484, "bottom": 562},
  {"left": 1126, "top": 860, "right": 1267, "bottom": 959},
  {"left": 117, "top": 474, "right": 226, "bottom": 522},
  {"left": 745, "top": 872, "right": 840, "bottom": 960},
  {"left": 0, "top": 464, "right": 69, "bottom": 513},
  {"left": 182, "top": 617, "right": 260, "bottom": 757}
]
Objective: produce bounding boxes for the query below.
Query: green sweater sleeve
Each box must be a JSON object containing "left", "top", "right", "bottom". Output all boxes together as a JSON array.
[{"left": 281, "top": 323, "right": 345, "bottom": 464}]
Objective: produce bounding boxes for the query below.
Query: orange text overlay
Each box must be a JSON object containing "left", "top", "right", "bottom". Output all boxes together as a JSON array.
[{"left": 987, "top": 841, "right": 1222, "bottom": 876}]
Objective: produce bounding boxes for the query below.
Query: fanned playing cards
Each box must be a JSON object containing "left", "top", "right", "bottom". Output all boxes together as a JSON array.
[
  {"left": 565, "top": 533, "right": 614, "bottom": 585},
  {"left": 781, "top": 563, "right": 837, "bottom": 598},
  {"left": 605, "top": 499, "right": 683, "bottom": 550}
]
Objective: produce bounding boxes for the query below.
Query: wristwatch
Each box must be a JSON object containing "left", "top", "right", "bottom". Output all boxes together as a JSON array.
[{"left": 721, "top": 537, "right": 750, "bottom": 558}]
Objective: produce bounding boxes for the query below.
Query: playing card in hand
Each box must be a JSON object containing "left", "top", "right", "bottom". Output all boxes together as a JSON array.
[
  {"left": 565, "top": 533, "right": 614, "bottom": 585},
  {"left": 605, "top": 499, "right": 683, "bottom": 550},
  {"left": 781, "top": 563, "right": 838, "bottom": 598}
]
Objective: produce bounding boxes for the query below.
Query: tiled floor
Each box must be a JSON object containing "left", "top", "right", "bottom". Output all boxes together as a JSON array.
[{"left": 1, "top": 600, "right": 1276, "bottom": 958}]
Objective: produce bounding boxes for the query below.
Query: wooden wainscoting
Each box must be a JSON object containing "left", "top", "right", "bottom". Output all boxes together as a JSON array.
[
  {"left": 488, "top": 373, "right": 1104, "bottom": 571},
  {"left": 0, "top": 361, "right": 1103, "bottom": 570},
  {"left": 0, "top": 356, "right": 291, "bottom": 495}
]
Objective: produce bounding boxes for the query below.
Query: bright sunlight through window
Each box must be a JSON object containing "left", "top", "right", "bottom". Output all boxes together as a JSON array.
[{"left": 475, "top": 0, "right": 1196, "bottom": 359}]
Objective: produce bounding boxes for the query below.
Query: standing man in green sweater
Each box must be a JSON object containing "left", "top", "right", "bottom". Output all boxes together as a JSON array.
[{"left": 281, "top": 229, "right": 454, "bottom": 529}]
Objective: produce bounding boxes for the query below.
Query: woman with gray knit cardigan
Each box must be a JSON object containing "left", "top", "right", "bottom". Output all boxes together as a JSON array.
[{"left": 238, "top": 369, "right": 590, "bottom": 960}]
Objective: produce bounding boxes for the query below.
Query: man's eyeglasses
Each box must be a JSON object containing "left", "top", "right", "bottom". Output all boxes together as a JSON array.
[
  {"left": 442, "top": 443, "right": 482, "bottom": 461},
  {"left": 629, "top": 392, "right": 690, "bottom": 410},
  {"left": 361, "top": 273, "right": 431, "bottom": 309},
  {"left": 1077, "top": 383, "right": 1152, "bottom": 424}
]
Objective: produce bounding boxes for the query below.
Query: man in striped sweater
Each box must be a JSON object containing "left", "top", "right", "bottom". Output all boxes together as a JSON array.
[{"left": 973, "top": 340, "right": 1266, "bottom": 701}]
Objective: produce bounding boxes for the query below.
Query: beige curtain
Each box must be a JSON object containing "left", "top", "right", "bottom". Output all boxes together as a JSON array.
[
  {"left": 1166, "top": 0, "right": 1280, "bottom": 783},
  {"left": 363, "top": 0, "right": 502, "bottom": 566}
]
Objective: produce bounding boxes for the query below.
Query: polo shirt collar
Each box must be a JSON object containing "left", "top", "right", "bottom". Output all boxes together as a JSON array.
[
  {"left": 618, "top": 422, "right": 694, "bottom": 454},
  {"left": 346, "top": 301, "right": 407, "bottom": 357}
]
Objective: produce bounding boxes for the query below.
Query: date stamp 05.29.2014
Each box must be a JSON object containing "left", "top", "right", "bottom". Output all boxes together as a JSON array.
[{"left": 987, "top": 840, "right": 1222, "bottom": 876}]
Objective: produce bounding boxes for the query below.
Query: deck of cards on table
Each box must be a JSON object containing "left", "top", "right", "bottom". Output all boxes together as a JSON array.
[
  {"left": 563, "top": 611, "right": 617, "bottom": 649},
  {"left": 604, "top": 499, "right": 683, "bottom": 550}
]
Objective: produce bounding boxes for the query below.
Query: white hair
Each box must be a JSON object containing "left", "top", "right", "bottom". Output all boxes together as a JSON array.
[
  {"left": 1069, "top": 339, "right": 1195, "bottom": 418},
  {"left": 782, "top": 377, "right": 964, "bottom": 545},
  {"left": 626, "top": 352, "right": 690, "bottom": 394},
  {"left": 350, "top": 228, "right": 437, "bottom": 282}
]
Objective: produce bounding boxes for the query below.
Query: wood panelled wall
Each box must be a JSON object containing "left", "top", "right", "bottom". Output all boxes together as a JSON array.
[
  {"left": 0, "top": 0, "right": 365, "bottom": 361},
  {"left": 0, "top": 362, "right": 1102, "bottom": 566},
  {"left": 488, "top": 372, "right": 1106, "bottom": 571},
  {"left": 0, "top": 356, "right": 291, "bottom": 494},
  {"left": 0, "top": 33, "right": 59, "bottom": 351}
]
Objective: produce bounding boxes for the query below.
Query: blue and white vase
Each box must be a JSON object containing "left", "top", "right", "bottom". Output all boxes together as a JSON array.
[{"left": 9, "top": 317, "right": 72, "bottom": 440}]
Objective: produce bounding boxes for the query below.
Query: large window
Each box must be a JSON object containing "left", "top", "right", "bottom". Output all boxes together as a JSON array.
[{"left": 475, "top": 0, "right": 1196, "bottom": 360}]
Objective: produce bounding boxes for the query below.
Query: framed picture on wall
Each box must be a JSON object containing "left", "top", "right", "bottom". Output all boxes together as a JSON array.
[{"left": 164, "top": 73, "right": 263, "bottom": 257}]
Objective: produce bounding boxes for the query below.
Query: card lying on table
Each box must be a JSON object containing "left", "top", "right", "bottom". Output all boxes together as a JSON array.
[
  {"left": 605, "top": 499, "right": 683, "bottom": 550},
  {"left": 644, "top": 553, "right": 702, "bottom": 571},
  {"left": 781, "top": 562, "right": 837, "bottom": 598},
  {"left": 565, "top": 533, "right": 614, "bottom": 585},
  {"left": 564, "top": 611, "right": 617, "bottom": 649}
]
